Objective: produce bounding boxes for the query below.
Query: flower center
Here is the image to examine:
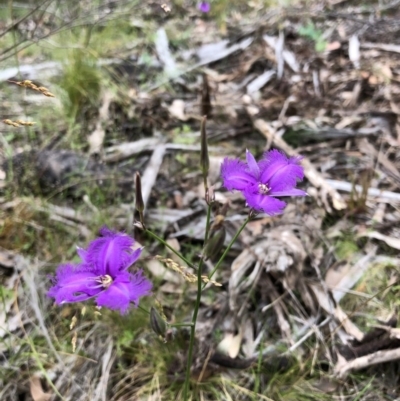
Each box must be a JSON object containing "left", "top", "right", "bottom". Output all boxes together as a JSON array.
[
  {"left": 258, "top": 183, "right": 270, "bottom": 195},
  {"left": 99, "top": 274, "right": 113, "bottom": 288}
]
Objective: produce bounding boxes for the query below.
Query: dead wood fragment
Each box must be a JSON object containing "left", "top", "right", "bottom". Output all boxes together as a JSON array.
[
  {"left": 246, "top": 71, "right": 275, "bottom": 95},
  {"left": 358, "top": 231, "right": 400, "bottom": 251},
  {"left": 358, "top": 138, "right": 400, "bottom": 181},
  {"left": 155, "top": 27, "right": 177, "bottom": 76},
  {"left": 265, "top": 275, "right": 293, "bottom": 343},
  {"left": 309, "top": 283, "right": 364, "bottom": 342},
  {"left": 326, "top": 250, "right": 376, "bottom": 303},
  {"left": 139, "top": 142, "right": 166, "bottom": 213},
  {"left": 104, "top": 138, "right": 161, "bottom": 162},
  {"left": 185, "top": 37, "right": 254, "bottom": 66},
  {"left": 361, "top": 42, "right": 400, "bottom": 54},
  {"left": 325, "top": 179, "right": 400, "bottom": 202},
  {"left": 263, "top": 35, "right": 299, "bottom": 73},
  {"left": 335, "top": 347, "right": 400, "bottom": 378},
  {"left": 88, "top": 90, "right": 114, "bottom": 156},
  {"left": 104, "top": 139, "right": 222, "bottom": 163},
  {"left": 92, "top": 339, "right": 115, "bottom": 401}
]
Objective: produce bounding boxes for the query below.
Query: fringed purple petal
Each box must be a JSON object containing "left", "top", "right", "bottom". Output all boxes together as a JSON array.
[
  {"left": 123, "top": 247, "right": 143, "bottom": 271},
  {"left": 259, "top": 150, "right": 298, "bottom": 180},
  {"left": 126, "top": 269, "right": 153, "bottom": 306},
  {"left": 96, "top": 270, "right": 152, "bottom": 314},
  {"left": 259, "top": 150, "right": 304, "bottom": 192},
  {"left": 221, "top": 158, "right": 257, "bottom": 191},
  {"left": 84, "top": 227, "right": 137, "bottom": 276},
  {"left": 267, "top": 163, "right": 304, "bottom": 193},
  {"left": 76, "top": 247, "right": 88, "bottom": 262},
  {"left": 259, "top": 150, "right": 288, "bottom": 182},
  {"left": 99, "top": 226, "right": 117, "bottom": 237},
  {"left": 96, "top": 281, "right": 131, "bottom": 314},
  {"left": 244, "top": 192, "right": 287, "bottom": 215},
  {"left": 246, "top": 150, "right": 260, "bottom": 178},
  {"left": 47, "top": 264, "right": 100, "bottom": 304}
]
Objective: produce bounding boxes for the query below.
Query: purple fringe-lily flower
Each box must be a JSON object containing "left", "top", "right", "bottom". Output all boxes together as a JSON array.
[
  {"left": 221, "top": 149, "right": 307, "bottom": 215},
  {"left": 48, "top": 227, "right": 152, "bottom": 314},
  {"left": 198, "top": 1, "right": 210, "bottom": 13}
]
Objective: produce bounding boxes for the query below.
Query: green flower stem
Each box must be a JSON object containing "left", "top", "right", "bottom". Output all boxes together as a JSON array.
[
  {"left": 202, "top": 216, "right": 250, "bottom": 290},
  {"left": 183, "top": 255, "right": 205, "bottom": 400},
  {"left": 138, "top": 304, "right": 150, "bottom": 315},
  {"left": 182, "top": 204, "right": 211, "bottom": 400},
  {"left": 145, "top": 229, "right": 197, "bottom": 271}
]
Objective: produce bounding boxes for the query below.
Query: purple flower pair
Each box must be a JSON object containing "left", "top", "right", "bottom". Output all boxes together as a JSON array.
[
  {"left": 48, "top": 227, "right": 152, "bottom": 314},
  {"left": 221, "top": 149, "right": 306, "bottom": 215}
]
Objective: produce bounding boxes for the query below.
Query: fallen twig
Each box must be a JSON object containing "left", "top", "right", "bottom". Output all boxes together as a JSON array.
[
  {"left": 335, "top": 347, "right": 400, "bottom": 378},
  {"left": 88, "top": 90, "right": 114, "bottom": 156},
  {"left": 140, "top": 142, "right": 166, "bottom": 213},
  {"left": 325, "top": 179, "right": 400, "bottom": 202}
]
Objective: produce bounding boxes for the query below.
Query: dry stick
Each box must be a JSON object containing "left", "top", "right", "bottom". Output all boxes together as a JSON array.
[
  {"left": 87, "top": 90, "right": 114, "bottom": 156},
  {"left": 335, "top": 347, "right": 400, "bottom": 378},
  {"left": 92, "top": 339, "right": 115, "bottom": 401},
  {"left": 326, "top": 179, "right": 400, "bottom": 202},
  {"left": 358, "top": 138, "right": 400, "bottom": 180},
  {"left": 250, "top": 117, "right": 347, "bottom": 212},
  {"left": 264, "top": 275, "right": 293, "bottom": 343},
  {"left": 105, "top": 140, "right": 222, "bottom": 163},
  {"left": 140, "top": 143, "right": 167, "bottom": 212}
]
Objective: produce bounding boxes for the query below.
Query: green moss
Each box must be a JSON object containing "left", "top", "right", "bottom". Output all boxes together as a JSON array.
[{"left": 335, "top": 239, "right": 359, "bottom": 260}]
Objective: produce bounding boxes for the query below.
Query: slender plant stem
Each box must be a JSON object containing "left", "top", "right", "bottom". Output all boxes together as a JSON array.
[
  {"left": 182, "top": 204, "right": 212, "bottom": 399},
  {"left": 145, "top": 229, "right": 197, "bottom": 271},
  {"left": 171, "top": 322, "right": 194, "bottom": 328},
  {"left": 138, "top": 304, "right": 150, "bottom": 315},
  {"left": 202, "top": 216, "right": 250, "bottom": 290},
  {"left": 183, "top": 255, "right": 205, "bottom": 399}
]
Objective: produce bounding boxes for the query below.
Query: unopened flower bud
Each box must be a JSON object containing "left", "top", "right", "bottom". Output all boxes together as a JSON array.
[
  {"left": 135, "top": 172, "right": 144, "bottom": 214},
  {"left": 205, "top": 186, "right": 215, "bottom": 205},
  {"left": 150, "top": 306, "right": 167, "bottom": 338},
  {"left": 203, "top": 225, "right": 226, "bottom": 261},
  {"left": 200, "top": 116, "right": 209, "bottom": 180}
]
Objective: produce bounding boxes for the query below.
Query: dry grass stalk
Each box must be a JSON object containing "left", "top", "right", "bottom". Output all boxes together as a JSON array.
[{"left": 8, "top": 80, "right": 55, "bottom": 97}]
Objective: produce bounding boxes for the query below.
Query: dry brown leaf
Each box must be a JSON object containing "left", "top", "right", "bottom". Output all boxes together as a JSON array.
[
  {"left": 217, "top": 330, "right": 243, "bottom": 359},
  {"left": 168, "top": 99, "right": 188, "bottom": 121},
  {"left": 30, "top": 376, "right": 52, "bottom": 401},
  {"left": 241, "top": 318, "right": 255, "bottom": 358},
  {"left": 246, "top": 217, "right": 272, "bottom": 236},
  {"left": 349, "top": 35, "right": 360, "bottom": 69}
]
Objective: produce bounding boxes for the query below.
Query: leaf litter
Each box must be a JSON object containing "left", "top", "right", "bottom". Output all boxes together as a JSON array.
[{"left": 2, "top": 0, "right": 400, "bottom": 399}]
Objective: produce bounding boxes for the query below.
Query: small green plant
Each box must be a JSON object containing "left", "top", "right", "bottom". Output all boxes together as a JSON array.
[
  {"left": 298, "top": 21, "right": 327, "bottom": 52},
  {"left": 58, "top": 49, "right": 102, "bottom": 120}
]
